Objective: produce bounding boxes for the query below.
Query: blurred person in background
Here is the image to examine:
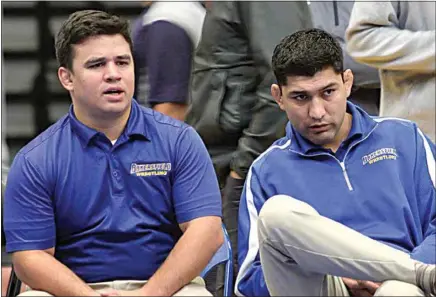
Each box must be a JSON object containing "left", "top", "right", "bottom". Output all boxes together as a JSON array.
[
  {"left": 308, "top": 1, "right": 381, "bottom": 116},
  {"left": 132, "top": 1, "right": 206, "bottom": 121},
  {"left": 346, "top": 1, "right": 435, "bottom": 141},
  {"left": 185, "top": 2, "right": 312, "bottom": 295}
]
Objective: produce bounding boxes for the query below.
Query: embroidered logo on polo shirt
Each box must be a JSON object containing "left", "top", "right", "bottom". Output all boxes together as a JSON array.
[
  {"left": 362, "top": 148, "right": 398, "bottom": 165},
  {"left": 130, "top": 162, "right": 172, "bottom": 176}
]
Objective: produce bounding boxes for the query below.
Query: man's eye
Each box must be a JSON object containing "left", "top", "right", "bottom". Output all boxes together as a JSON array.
[
  {"left": 117, "top": 61, "right": 129, "bottom": 66},
  {"left": 293, "top": 95, "right": 308, "bottom": 101},
  {"left": 89, "top": 62, "right": 104, "bottom": 69},
  {"left": 324, "top": 89, "right": 335, "bottom": 96}
]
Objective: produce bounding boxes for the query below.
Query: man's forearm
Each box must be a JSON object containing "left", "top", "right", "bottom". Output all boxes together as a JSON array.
[
  {"left": 13, "top": 250, "right": 97, "bottom": 296},
  {"left": 141, "top": 217, "right": 223, "bottom": 296},
  {"left": 346, "top": 2, "right": 436, "bottom": 73},
  {"left": 153, "top": 102, "right": 188, "bottom": 121}
]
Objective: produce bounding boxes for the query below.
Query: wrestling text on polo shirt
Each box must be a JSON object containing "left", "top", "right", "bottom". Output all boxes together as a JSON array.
[{"left": 130, "top": 162, "right": 172, "bottom": 176}]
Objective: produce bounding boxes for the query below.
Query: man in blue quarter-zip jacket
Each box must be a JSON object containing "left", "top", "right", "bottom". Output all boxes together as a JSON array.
[{"left": 236, "top": 28, "right": 436, "bottom": 297}]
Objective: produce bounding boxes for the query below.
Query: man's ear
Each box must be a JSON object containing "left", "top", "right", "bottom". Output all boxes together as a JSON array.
[
  {"left": 58, "top": 67, "right": 74, "bottom": 91},
  {"left": 271, "top": 84, "right": 285, "bottom": 111},
  {"left": 343, "top": 69, "right": 354, "bottom": 98}
]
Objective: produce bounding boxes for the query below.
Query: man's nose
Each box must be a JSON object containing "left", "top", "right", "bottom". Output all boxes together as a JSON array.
[
  {"left": 104, "top": 63, "right": 121, "bottom": 82},
  {"left": 308, "top": 97, "right": 326, "bottom": 120}
]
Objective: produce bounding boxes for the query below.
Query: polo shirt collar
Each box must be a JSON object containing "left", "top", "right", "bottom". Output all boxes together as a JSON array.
[
  {"left": 123, "top": 99, "right": 149, "bottom": 141},
  {"left": 69, "top": 99, "right": 149, "bottom": 147}
]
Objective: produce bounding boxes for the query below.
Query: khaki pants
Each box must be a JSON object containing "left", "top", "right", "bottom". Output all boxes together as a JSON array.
[
  {"left": 258, "top": 195, "right": 430, "bottom": 296},
  {"left": 18, "top": 276, "right": 211, "bottom": 296}
]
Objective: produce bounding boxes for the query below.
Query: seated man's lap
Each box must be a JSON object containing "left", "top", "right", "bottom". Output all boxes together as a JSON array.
[{"left": 18, "top": 277, "right": 212, "bottom": 297}]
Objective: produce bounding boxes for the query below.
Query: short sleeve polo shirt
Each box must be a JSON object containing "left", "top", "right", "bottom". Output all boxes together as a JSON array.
[{"left": 4, "top": 99, "right": 222, "bottom": 283}]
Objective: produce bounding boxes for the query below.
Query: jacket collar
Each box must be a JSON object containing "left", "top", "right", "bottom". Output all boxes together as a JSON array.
[
  {"left": 287, "top": 101, "right": 377, "bottom": 155},
  {"left": 69, "top": 99, "right": 149, "bottom": 148}
]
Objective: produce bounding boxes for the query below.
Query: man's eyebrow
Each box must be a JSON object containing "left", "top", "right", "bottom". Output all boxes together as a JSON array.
[
  {"left": 288, "top": 90, "right": 308, "bottom": 96},
  {"left": 84, "top": 55, "right": 131, "bottom": 66},
  {"left": 84, "top": 57, "right": 105, "bottom": 66},
  {"left": 287, "top": 82, "right": 340, "bottom": 96},
  {"left": 116, "top": 55, "right": 131, "bottom": 60}
]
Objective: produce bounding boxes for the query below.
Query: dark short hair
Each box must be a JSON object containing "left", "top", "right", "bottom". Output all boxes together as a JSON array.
[
  {"left": 272, "top": 28, "right": 343, "bottom": 86},
  {"left": 55, "top": 10, "right": 132, "bottom": 70}
]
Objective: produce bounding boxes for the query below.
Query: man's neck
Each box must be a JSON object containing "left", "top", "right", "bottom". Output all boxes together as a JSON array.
[
  {"left": 324, "top": 113, "right": 353, "bottom": 153},
  {"left": 73, "top": 105, "right": 131, "bottom": 142}
]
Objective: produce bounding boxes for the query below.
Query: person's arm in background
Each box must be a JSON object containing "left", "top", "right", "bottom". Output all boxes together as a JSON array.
[
  {"left": 133, "top": 21, "right": 193, "bottom": 121},
  {"left": 410, "top": 128, "right": 436, "bottom": 264},
  {"left": 235, "top": 162, "right": 270, "bottom": 296},
  {"left": 229, "top": 1, "right": 313, "bottom": 181},
  {"left": 346, "top": 1, "right": 436, "bottom": 73},
  {"left": 4, "top": 154, "right": 99, "bottom": 296}
]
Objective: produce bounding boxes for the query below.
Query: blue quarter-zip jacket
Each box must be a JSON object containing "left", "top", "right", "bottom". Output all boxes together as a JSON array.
[{"left": 236, "top": 102, "right": 435, "bottom": 296}]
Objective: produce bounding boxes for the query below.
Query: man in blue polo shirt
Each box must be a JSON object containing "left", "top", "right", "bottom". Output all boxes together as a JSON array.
[
  {"left": 236, "top": 29, "right": 435, "bottom": 296},
  {"left": 4, "top": 10, "right": 223, "bottom": 297}
]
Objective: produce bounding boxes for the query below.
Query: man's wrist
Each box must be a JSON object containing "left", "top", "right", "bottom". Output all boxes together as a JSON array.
[
  {"left": 138, "top": 282, "right": 166, "bottom": 296},
  {"left": 230, "top": 170, "right": 243, "bottom": 179},
  {"left": 82, "top": 286, "right": 102, "bottom": 296}
]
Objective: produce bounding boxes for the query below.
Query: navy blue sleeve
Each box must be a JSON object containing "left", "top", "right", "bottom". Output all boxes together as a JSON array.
[
  {"left": 4, "top": 153, "right": 56, "bottom": 252},
  {"left": 172, "top": 126, "right": 222, "bottom": 223},
  {"left": 133, "top": 20, "right": 193, "bottom": 105}
]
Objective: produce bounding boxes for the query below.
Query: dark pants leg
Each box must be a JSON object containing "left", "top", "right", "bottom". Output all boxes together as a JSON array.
[
  {"left": 207, "top": 154, "right": 243, "bottom": 296},
  {"left": 219, "top": 175, "right": 244, "bottom": 296},
  {"left": 210, "top": 174, "right": 244, "bottom": 296}
]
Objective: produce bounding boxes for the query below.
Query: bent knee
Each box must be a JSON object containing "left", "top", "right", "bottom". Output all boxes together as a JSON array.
[
  {"left": 259, "top": 194, "right": 319, "bottom": 225},
  {"left": 375, "top": 280, "right": 425, "bottom": 296}
]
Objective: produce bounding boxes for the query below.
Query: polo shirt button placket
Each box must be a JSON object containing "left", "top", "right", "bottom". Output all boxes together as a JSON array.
[{"left": 112, "top": 168, "right": 124, "bottom": 197}]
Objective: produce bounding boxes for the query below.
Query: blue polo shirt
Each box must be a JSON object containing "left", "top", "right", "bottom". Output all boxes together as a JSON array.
[{"left": 4, "top": 100, "right": 222, "bottom": 283}]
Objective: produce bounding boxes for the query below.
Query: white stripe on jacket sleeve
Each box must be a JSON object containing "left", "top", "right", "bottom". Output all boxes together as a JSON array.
[{"left": 235, "top": 140, "right": 291, "bottom": 296}]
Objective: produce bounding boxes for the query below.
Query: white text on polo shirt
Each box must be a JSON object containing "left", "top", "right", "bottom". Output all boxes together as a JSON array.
[
  {"left": 130, "top": 162, "right": 172, "bottom": 176},
  {"left": 362, "top": 148, "right": 398, "bottom": 165}
]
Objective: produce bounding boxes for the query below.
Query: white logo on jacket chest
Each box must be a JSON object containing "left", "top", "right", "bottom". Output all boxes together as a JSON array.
[{"left": 362, "top": 148, "right": 398, "bottom": 165}]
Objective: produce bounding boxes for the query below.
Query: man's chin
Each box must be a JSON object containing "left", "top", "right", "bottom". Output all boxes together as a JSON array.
[
  {"left": 306, "top": 133, "right": 334, "bottom": 147},
  {"left": 104, "top": 98, "right": 131, "bottom": 109},
  {"left": 100, "top": 102, "right": 131, "bottom": 116}
]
